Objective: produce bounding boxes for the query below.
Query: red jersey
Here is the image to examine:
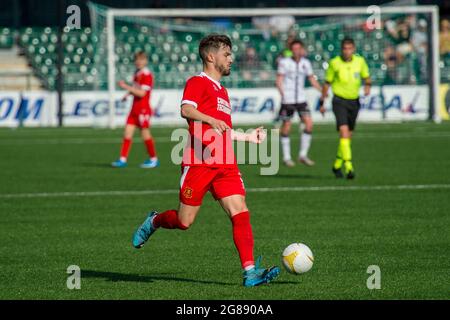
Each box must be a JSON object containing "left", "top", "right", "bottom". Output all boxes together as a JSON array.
[
  {"left": 131, "top": 67, "right": 153, "bottom": 113},
  {"left": 180, "top": 72, "right": 235, "bottom": 167}
]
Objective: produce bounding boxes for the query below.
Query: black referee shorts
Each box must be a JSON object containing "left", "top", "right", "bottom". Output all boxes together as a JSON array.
[
  {"left": 332, "top": 95, "right": 360, "bottom": 131},
  {"left": 278, "top": 103, "right": 311, "bottom": 121}
]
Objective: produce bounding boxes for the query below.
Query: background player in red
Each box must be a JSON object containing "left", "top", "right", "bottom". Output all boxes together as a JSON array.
[
  {"left": 131, "top": 34, "right": 280, "bottom": 287},
  {"left": 111, "top": 51, "right": 159, "bottom": 168}
]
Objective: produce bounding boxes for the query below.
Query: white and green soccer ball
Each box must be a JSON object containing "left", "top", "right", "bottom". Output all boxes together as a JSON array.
[{"left": 282, "top": 243, "right": 314, "bottom": 274}]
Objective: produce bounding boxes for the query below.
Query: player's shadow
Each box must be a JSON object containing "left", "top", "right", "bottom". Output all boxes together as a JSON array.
[
  {"left": 81, "top": 162, "right": 115, "bottom": 168},
  {"left": 82, "top": 269, "right": 235, "bottom": 286},
  {"left": 269, "top": 280, "right": 300, "bottom": 285}
]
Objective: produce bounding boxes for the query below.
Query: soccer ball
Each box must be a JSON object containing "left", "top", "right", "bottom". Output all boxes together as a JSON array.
[{"left": 282, "top": 243, "right": 314, "bottom": 274}]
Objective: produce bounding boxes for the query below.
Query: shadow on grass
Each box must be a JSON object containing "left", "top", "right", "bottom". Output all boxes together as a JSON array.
[
  {"left": 81, "top": 162, "right": 114, "bottom": 169},
  {"left": 82, "top": 270, "right": 236, "bottom": 286},
  {"left": 270, "top": 280, "right": 301, "bottom": 285}
]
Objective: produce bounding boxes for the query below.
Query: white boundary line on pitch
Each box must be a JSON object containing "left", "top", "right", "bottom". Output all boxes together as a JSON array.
[
  {"left": 1, "top": 184, "right": 449, "bottom": 199},
  {"left": 0, "top": 132, "right": 450, "bottom": 145}
]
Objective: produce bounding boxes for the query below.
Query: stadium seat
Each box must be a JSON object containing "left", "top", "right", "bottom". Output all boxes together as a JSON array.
[{"left": 5, "top": 22, "right": 447, "bottom": 90}]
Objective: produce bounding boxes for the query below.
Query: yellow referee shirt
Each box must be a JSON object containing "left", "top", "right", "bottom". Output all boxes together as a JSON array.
[{"left": 325, "top": 54, "right": 370, "bottom": 100}]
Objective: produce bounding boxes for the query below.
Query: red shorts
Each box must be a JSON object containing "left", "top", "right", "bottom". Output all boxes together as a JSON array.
[
  {"left": 179, "top": 166, "right": 246, "bottom": 206},
  {"left": 126, "top": 109, "right": 151, "bottom": 128}
]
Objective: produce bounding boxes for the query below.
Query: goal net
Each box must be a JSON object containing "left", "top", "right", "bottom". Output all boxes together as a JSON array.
[{"left": 88, "top": 2, "right": 440, "bottom": 128}]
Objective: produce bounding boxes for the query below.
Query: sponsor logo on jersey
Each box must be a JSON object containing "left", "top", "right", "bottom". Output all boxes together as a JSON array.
[{"left": 217, "top": 97, "right": 231, "bottom": 115}]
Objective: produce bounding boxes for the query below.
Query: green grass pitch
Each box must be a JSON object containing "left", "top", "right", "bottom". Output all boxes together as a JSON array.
[{"left": 0, "top": 122, "right": 449, "bottom": 299}]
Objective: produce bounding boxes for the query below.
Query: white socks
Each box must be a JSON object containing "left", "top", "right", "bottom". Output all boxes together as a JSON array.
[
  {"left": 299, "top": 132, "right": 312, "bottom": 159},
  {"left": 281, "top": 136, "right": 291, "bottom": 162},
  {"left": 282, "top": 132, "right": 313, "bottom": 160},
  {"left": 244, "top": 264, "right": 255, "bottom": 271}
]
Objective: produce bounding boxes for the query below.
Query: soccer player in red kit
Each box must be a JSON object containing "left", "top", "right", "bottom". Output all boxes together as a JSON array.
[
  {"left": 111, "top": 51, "right": 159, "bottom": 168},
  {"left": 131, "top": 35, "right": 280, "bottom": 287}
]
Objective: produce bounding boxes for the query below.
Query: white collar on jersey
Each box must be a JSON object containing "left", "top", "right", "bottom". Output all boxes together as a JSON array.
[{"left": 199, "top": 71, "right": 221, "bottom": 89}]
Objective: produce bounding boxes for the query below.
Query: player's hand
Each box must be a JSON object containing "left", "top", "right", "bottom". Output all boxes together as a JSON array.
[
  {"left": 319, "top": 106, "right": 326, "bottom": 116},
  {"left": 118, "top": 80, "right": 128, "bottom": 90},
  {"left": 319, "top": 98, "right": 326, "bottom": 117},
  {"left": 248, "top": 126, "right": 267, "bottom": 144},
  {"left": 208, "top": 118, "right": 230, "bottom": 135}
]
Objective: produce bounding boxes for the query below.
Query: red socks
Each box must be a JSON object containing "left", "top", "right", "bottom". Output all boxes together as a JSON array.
[
  {"left": 152, "top": 210, "right": 255, "bottom": 270},
  {"left": 231, "top": 211, "right": 255, "bottom": 269},
  {"left": 144, "top": 138, "right": 157, "bottom": 159},
  {"left": 153, "top": 210, "right": 188, "bottom": 230},
  {"left": 120, "top": 138, "right": 132, "bottom": 160},
  {"left": 120, "top": 138, "right": 157, "bottom": 160}
]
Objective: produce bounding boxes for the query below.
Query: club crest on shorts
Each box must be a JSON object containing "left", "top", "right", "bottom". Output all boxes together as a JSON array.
[{"left": 183, "top": 187, "right": 193, "bottom": 199}]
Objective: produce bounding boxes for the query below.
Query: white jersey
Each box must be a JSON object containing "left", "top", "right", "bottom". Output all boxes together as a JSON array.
[{"left": 277, "top": 57, "right": 313, "bottom": 104}]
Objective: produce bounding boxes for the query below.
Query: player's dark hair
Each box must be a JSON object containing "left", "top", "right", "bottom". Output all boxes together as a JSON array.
[
  {"left": 289, "top": 39, "right": 304, "bottom": 49},
  {"left": 134, "top": 50, "right": 147, "bottom": 59},
  {"left": 199, "top": 34, "right": 232, "bottom": 64},
  {"left": 341, "top": 37, "right": 355, "bottom": 47}
]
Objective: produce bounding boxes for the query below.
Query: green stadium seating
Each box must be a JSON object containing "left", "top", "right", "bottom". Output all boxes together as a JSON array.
[
  {"left": 3, "top": 24, "right": 447, "bottom": 91},
  {"left": 0, "top": 28, "right": 14, "bottom": 48}
]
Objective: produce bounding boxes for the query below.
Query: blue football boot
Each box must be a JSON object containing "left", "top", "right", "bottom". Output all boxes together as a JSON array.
[
  {"left": 132, "top": 211, "right": 158, "bottom": 249},
  {"left": 111, "top": 159, "right": 127, "bottom": 168},
  {"left": 140, "top": 158, "right": 160, "bottom": 169},
  {"left": 243, "top": 256, "right": 281, "bottom": 287}
]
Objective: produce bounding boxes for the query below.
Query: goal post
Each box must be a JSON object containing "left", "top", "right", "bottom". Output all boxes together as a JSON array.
[{"left": 88, "top": 3, "right": 441, "bottom": 128}]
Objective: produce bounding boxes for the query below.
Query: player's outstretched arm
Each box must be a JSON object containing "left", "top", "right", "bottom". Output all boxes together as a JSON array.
[
  {"left": 319, "top": 82, "right": 330, "bottom": 116},
  {"left": 363, "top": 77, "right": 372, "bottom": 96},
  {"left": 181, "top": 104, "right": 230, "bottom": 134},
  {"left": 118, "top": 80, "right": 147, "bottom": 98},
  {"left": 275, "top": 74, "right": 284, "bottom": 97},
  {"left": 308, "top": 75, "right": 322, "bottom": 92},
  {"left": 231, "top": 127, "right": 266, "bottom": 144},
  {"left": 321, "top": 82, "right": 330, "bottom": 101}
]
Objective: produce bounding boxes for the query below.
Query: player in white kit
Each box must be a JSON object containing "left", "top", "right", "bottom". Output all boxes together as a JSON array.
[{"left": 276, "top": 39, "right": 322, "bottom": 167}]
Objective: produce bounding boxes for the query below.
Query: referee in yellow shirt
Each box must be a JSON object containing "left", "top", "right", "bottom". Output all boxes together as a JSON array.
[{"left": 319, "top": 37, "right": 371, "bottom": 179}]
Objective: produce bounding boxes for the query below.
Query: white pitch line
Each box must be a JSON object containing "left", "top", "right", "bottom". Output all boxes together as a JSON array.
[
  {"left": 0, "top": 138, "right": 133, "bottom": 145},
  {"left": 246, "top": 184, "right": 450, "bottom": 192},
  {"left": 1, "top": 184, "right": 449, "bottom": 199},
  {"left": 0, "top": 132, "right": 449, "bottom": 145}
]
